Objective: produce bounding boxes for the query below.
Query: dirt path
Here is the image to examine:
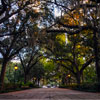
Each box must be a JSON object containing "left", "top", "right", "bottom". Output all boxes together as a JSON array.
[{"left": 0, "top": 88, "right": 100, "bottom": 100}]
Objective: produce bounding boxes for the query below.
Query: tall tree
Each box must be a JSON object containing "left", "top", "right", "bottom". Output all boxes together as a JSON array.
[
  {"left": 19, "top": 46, "right": 42, "bottom": 83},
  {"left": 42, "top": 31, "right": 94, "bottom": 84},
  {"left": 0, "top": 0, "right": 43, "bottom": 90},
  {"left": 46, "top": 0, "right": 100, "bottom": 86}
]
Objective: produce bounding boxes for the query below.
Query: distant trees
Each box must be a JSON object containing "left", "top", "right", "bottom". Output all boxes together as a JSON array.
[
  {"left": 32, "top": 63, "right": 45, "bottom": 86},
  {"left": 42, "top": 32, "right": 94, "bottom": 84},
  {"left": 19, "top": 46, "right": 42, "bottom": 83},
  {"left": 58, "top": 34, "right": 94, "bottom": 84}
]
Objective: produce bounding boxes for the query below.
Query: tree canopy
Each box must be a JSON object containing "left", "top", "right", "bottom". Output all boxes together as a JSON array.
[{"left": 0, "top": 0, "right": 100, "bottom": 91}]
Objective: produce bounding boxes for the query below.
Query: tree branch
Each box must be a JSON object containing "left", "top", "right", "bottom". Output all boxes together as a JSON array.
[
  {"left": 18, "top": 54, "right": 26, "bottom": 73},
  {"left": 0, "top": 0, "right": 7, "bottom": 16},
  {"left": 0, "top": 1, "right": 31, "bottom": 24},
  {"left": 60, "top": 63, "right": 76, "bottom": 75},
  {"left": 80, "top": 56, "right": 94, "bottom": 74},
  {"left": 47, "top": 25, "right": 94, "bottom": 35}
]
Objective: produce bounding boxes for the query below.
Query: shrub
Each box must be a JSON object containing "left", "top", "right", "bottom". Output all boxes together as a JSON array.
[
  {"left": 21, "top": 82, "right": 39, "bottom": 88},
  {"left": 4, "top": 83, "right": 21, "bottom": 90},
  {"left": 29, "top": 83, "right": 34, "bottom": 87},
  {"left": 59, "top": 82, "right": 99, "bottom": 92}
]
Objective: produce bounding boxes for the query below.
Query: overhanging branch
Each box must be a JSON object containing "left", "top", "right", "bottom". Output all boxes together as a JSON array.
[
  {"left": 80, "top": 56, "right": 94, "bottom": 74},
  {"left": 47, "top": 25, "right": 94, "bottom": 35}
]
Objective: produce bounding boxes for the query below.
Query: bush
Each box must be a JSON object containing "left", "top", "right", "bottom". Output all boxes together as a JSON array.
[
  {"left": 21, "top": 82, "right": 40, "bottom": 88},
  {"left": 0, "top": 83, "right": 22, "bottom": 93},
  {"left": 4, "top": 83, "right": 21, "bottom": 90},
  {"left": 0, "top": 82, "right": 40, "bottom": 93},
  {"left": 29, "top": 83, "right": 34, "bottom": 88},
  {"left": 59, "top": 82, "right": 99, "bottom": 92},
  {"left": 59, "top": 84, "right": 78, "bottom": 89},
  {"left": 79, "top": 82, "right": 99, "bottom": 92}
]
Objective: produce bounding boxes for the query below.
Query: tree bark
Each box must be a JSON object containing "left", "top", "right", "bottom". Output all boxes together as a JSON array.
[
  {"left": 24, "top": 74, "right": 27, "bottom": 84},
  {"left": 37, "top": 79, "right": 40, "bottom": 86},
  {"left": 81, "top": 72, "right": 84, "bottom": 83},
  {"left": 0, "top": 60, "right": 7, "bottom": 90},
  {"left": 75, "top": 72, "right": 81, "bottom": 85},
  {"left": 93, "top": 30, "right": 100, "bottom": 91}
]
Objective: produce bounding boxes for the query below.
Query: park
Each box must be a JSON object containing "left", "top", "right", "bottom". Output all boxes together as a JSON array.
[{"left": 0, "top": 0, "right": 100, "bottom": 99}]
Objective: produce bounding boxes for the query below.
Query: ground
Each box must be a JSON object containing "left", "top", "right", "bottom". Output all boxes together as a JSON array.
[{"left": 0, "top": 88, "right": 100, "bottom": 100}]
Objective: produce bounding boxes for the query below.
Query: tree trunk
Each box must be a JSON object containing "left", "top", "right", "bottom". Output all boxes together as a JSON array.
[
  {"left": 62, "top": 74, "right": 66, "bottom": 85},
  {"left": 81, "top": 72, "right": 84, "bottom": 83},
  {"left": 0, "top": 60, "right": 7, "bottom": 90},
  {"left": 76, "top": 72, "right": 81, "bottom": 85},
  {"left": 93, "top": 31, "right": 100, "bottom": 91},
  {"left": 24, "top": 74, "right": 27, "bottom": 84},
  {"left": 37, "top": 79, "right": 40, "bottom": 86}
]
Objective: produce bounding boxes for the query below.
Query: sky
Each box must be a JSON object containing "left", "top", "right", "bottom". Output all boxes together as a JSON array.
[
  {"left": 0, "top": 54, "right": 2, "bottom": 58},
  {"left": 54, "top": 7, "right": 61, "bottom": 17}
]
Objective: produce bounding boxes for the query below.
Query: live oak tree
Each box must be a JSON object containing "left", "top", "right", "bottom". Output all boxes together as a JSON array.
[
  {"left": 19, "top": 46, "right": 42, "bottom": 84},
  {"left": 0, "top": 0, "right": 44, "bottom": 90},
  {"left": 31, "top": 62, "right": 45, "bottom": 86},
  {"left": 0, "top": 0, "right": 100, "bottom": 90},
  {"left": 0, "top": 15, "right": 28, "bottom": 90},
  {"left": 46, "top": 0, "right": 100, "bottom": 87},
  {"left": 0, "top": 0, "right": 55, "bottom": 90},
  {"left": 44, "top": 32, "right": 94, "bottom": 84},
  {"left": 59, "top": 34, "right": 94, "bottom": 84}
]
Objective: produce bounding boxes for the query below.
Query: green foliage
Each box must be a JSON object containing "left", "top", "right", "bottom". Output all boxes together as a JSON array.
[
  {"left": 56, "top": 34, "right": 66, "bottom": 45},
  {"left": 59, "top": 82, "right": 99, "bottom": 92},
  {"left": 0, "top": 0, "right": 99, "bottom": 91},
  {"left": 84, "top": 65, "right": 97, "bottom": 82},
  {"left": 5, "top": 62, "right": 23, "bottom": 83},
  {"left": 0, "top": 81, "right": 40, "bottom": 93},
  {"left": 43, "top": 59, "right": 55, "bottom": 72},
  {"left": 59, "top": 84, "right": 78, "bottom": 89},
  {"left": 31, "top": 62, "right": 45, "bottom": 80}
]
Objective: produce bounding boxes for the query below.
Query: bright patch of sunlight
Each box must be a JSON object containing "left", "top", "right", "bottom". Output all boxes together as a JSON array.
[
  {"left": 65, "top": 33, "right": 68, "bottom": 44},
  {"left": 83, "top": 0, "right": 89, "bottom": 4},
  {"left": 54, "top": 7, "right": 61, "bottom": 17},
  {"left": 11, "top": 58, "right": 20, "bottom": 63}
]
